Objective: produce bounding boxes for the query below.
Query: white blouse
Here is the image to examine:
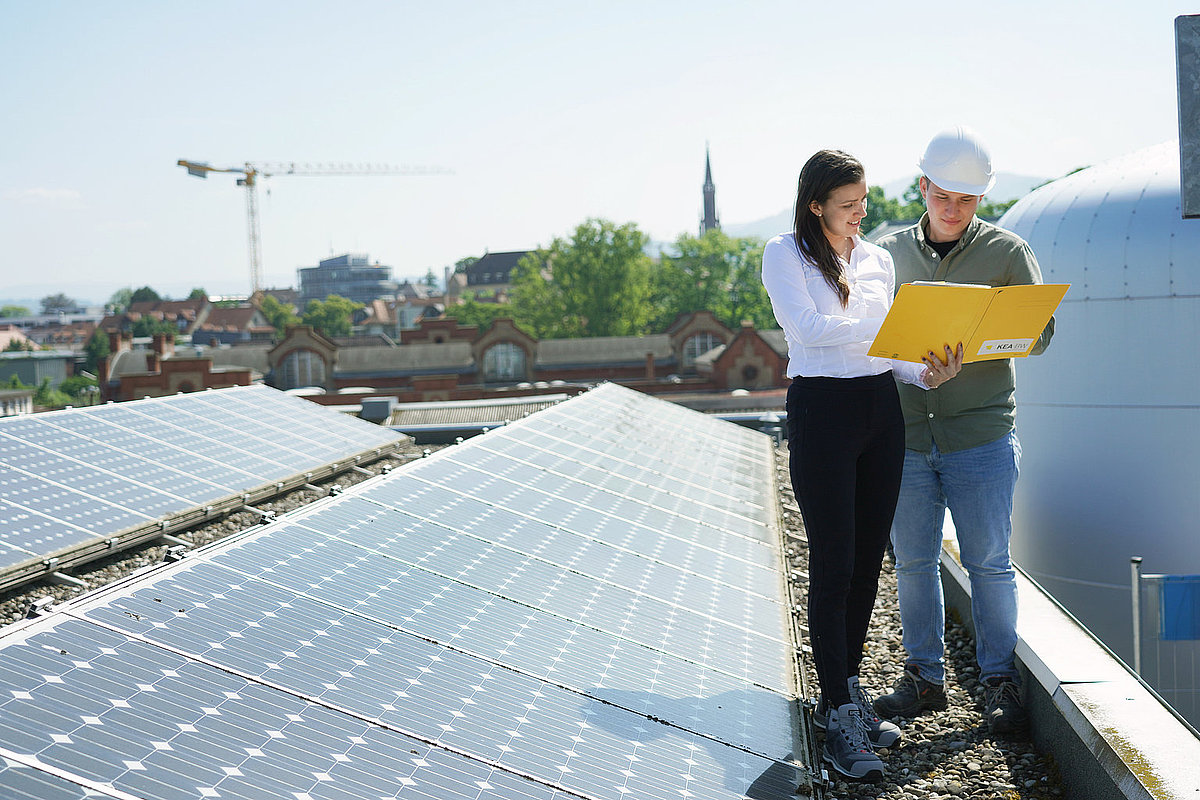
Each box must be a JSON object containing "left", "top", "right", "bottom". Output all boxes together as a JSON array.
[{"left": 761, "top": 232, "right": 927, "bottom": 386}]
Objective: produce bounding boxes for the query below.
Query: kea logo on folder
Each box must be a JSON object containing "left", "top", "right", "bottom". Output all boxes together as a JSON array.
[{"left": 868, "top": 281, "right": 1069, "bottom": 364}]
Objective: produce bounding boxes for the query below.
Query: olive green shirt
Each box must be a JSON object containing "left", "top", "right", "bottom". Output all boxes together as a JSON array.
[{"left": 876, "top": 213, "right": 1054, "bottom": 453}]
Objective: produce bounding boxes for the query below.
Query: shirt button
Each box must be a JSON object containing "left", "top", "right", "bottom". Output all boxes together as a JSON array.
[{"left": 928, "top": 413, "right": 935, "bottom": 419}]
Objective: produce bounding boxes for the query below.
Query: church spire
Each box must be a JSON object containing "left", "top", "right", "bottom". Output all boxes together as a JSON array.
[{"left": 701, "top": 144, "right": 720, "bottom": 236}]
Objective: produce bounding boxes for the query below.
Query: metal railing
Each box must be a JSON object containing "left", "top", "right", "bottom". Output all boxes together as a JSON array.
[{"left": 1131, "top": 557, "right": 1200, "bottom": 727}]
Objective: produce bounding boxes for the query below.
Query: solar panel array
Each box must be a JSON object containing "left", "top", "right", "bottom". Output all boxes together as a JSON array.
[
  {"left": 0, "top": 385, "right": 405, "bottom": 591},
  {"left": 0, "top": 383, "right": 807, "bottom": 800}
]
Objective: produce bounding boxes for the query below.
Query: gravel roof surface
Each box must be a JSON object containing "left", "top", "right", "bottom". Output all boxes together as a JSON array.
[{"left": 775, "top": 449, "right": 1065, "bottom": 799}]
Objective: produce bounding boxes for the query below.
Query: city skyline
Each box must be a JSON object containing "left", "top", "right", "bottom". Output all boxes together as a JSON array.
[{"left": 2, "top": 1, "right": 1192, "bottom": 304}]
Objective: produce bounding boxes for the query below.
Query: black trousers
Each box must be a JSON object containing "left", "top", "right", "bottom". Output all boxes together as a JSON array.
[{"left": 786, "top": 372, "right": 905, "bottom": 709}]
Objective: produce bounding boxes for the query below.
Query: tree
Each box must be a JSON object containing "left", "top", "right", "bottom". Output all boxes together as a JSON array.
[
  {"left": 0, "top": 304, "right": 30, "bottom": 317},
  {"left": 83, "top": 330, "right": 110, "bottom": 372},
  {"left": 724, "top": 239, "right": 777, "bottom": 331},
  {"left": 107, "top": 288, "right": 134, "bottom": 314},
  {"left": 978, "top": 197, "right": 1019, "bottom": 218},
  {"left": 33, "top": 377, "right": 71, "bottom": 410},
  {"left": 650, "top": 230, "right": 775, "bottom": 330},
  {"left": 442, "top": 296, "right": 516, "bottom": 330},
  {"left": 454, "top": 256, "right": 479, "bottom": 273},
  {"left": 902, "top": 177, "right": 923, "bottom": 206},
  {"left": 40, "top": 293, "right": 76, "bottom": 314},
  {"left": 60, "top": 374, "right": 99, "bottom": 404},
  {"left": 511, "top": 219, "right": 653, "bottom": 338},
  {"left": 130, "top": 286, "right": 162, "bottom": 304},
  {"left": 421, "top": 269, "right": 440, "bottom": 292},
  {"left": 187, "top": 288, "right": 208, "bottom": 300},
  {"left": 301, "top": 295, "right": 361, "bottom": 338},
  {"left": 861, "top": 186, "right": 906, "bottom": 237},
  {"left": 258, "top": 294, "right": 301, "bottom": 337},
  {"left": 131, "top": 315, "right": 177, "bottom": 338},
  {"left": 4, "top": 338, "right": 33, "bottom": 352},
  {"left": 892, "top": 178, "right": 928, "bottom": 221}
]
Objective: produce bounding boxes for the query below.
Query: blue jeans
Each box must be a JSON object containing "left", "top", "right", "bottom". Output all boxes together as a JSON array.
[{"left": 891, "top": 431, "right": 1021, "bottom": 684}]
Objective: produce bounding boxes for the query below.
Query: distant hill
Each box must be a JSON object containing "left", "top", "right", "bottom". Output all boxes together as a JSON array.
[
  {"left": 722, "top": 209, "right": 793, "bottom": 242},
  {"left": 724, "top": 171, "right": 1049, "bottom": 242}
]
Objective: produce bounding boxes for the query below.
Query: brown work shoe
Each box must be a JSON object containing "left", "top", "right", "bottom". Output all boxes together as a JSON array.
[{"left": 873, "top": 665, "right": 948, "bottom": 718}]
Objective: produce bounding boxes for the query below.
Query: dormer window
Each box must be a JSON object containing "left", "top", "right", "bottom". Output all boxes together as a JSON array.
[
  {"left": 483, "top": 342, "right": 525, "bottom": 381},
  {"left": 682, "top": 333, "right": 719, "bottom": 369}
]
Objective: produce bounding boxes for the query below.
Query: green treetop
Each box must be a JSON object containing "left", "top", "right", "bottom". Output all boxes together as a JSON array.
[
  {"left": 301, "top": 295, "right": 362, "bottom": 338},
  {"left": 511, "top": 219, "right": 653, "bottom": 339},
  {"left": 651, "top": 230, "right": 775, "bottom": 331}
]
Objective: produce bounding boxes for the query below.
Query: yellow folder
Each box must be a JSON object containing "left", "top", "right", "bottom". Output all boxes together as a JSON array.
[{"left": 868, "top": 281, "right": 1069, "bottom": 363}]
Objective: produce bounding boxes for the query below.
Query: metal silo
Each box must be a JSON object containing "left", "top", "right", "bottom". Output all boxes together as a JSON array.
[{"left": 1002, "top": 141, "right": 1200, "bottom": 721}]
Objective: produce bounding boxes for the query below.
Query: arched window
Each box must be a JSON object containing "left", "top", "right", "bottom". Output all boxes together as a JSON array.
[
  {"left": 279, "top": 349, "right": 326, "bottom": 389},
  {"left": 483, "top": 342, "right": 525, "bottom": 382},
  {"left": 682, "top": 333, "right": 719, "bottom": 369}
]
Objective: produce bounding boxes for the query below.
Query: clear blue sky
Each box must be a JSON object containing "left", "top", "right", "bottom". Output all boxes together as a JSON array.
[{"left": 0, "top": 1, "right": 1191, "bottom": 305}]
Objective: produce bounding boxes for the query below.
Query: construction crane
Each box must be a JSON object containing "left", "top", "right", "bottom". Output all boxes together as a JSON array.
[{"left": 177, "top": 160, "right": 451, "bottom": 295}]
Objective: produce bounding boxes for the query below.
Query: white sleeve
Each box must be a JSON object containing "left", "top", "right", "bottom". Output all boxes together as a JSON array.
[
  {"left": 761, "top": 237, "right": 884, "bottom": 347},
  {"left": 891, "top": 359, "right": 930, "bottom": 389}
]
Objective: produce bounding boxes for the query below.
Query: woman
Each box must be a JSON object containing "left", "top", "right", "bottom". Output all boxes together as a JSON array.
[{"left": 761, "top": 150, "right": 961, "bottom": 781}]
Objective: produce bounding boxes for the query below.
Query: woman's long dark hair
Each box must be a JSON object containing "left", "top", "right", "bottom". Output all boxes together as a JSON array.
[{"left": 792, "top": 149, "right": 864, "bottom": 308}]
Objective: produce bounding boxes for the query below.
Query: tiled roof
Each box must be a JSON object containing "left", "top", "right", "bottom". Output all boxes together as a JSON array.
[
  {"left": 332, "top": 334, "right": 396, "bottom": 348},
  {"left": 359, "top": 299, "right": 396, "bottom": 326},
  {"left": 758, "top": 329, "right": 786, "bottom": 355},
  {"left": 128, "top": 299, "right": 207, "bottom": 316},
  {"left": 535, "top": 334, "right": 672, "bottom": 367},
  {"left": 865, "top": 218, "right": 920, "bottom": 242},
  {"left": 465, "top": 251, "right": 529, "bottom": 276},
  {"left": 0, "top": 327, "right": 29, "bottom": 349},
  {"left": 396, "top": 282, "right": 430, "bottom": 301},
  {"left": 195, "top": 307, "right": 259, "bottom": 331},
  {"left": 337, "top": 341, "right": 475, "bottom": 375},
  {"left": 209, "top": 345, "right": 271, "bottom": 374}
]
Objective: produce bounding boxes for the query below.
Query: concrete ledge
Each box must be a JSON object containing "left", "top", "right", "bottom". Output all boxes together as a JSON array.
[{"left": 939, "top": 543, "right": 1200, "bottom": 800}]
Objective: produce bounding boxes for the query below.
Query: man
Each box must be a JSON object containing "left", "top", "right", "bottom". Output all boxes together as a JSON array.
[{"left": 873, "top": 126, "right": 1054, "bottom": 737}]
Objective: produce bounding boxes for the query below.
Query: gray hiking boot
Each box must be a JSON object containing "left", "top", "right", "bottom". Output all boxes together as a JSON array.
[
  {"left": 849, "top": 676, "right": 902, "bottom": 748},
  {"left": 813, "top": 680, "right": 902, "bottom": 749},
  {"left": 822, "top": 703, "right": 884, "bottom": 781}
]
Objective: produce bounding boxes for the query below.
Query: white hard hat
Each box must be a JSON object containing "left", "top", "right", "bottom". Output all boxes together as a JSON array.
[{"left": 918, "top": 125, "right": 996, "bottom": 195}]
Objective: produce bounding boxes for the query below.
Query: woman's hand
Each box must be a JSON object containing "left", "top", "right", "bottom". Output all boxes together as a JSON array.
[{"left": 921, "top": 343, "right": 964, "bottom": 389}]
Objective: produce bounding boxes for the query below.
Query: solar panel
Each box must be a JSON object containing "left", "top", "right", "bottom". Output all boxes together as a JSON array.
[
  {"left": 29, "top": 412, "right": 255, "bottom": 497},
  {"left": 0, "top": 383, "right": 808, "bottom": 799},
  {"left": 0, "top": 386, "right": 408, "bottom": 593},
  {"left": 0, "top": 429, "right": 197, "bottom": 519}
]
